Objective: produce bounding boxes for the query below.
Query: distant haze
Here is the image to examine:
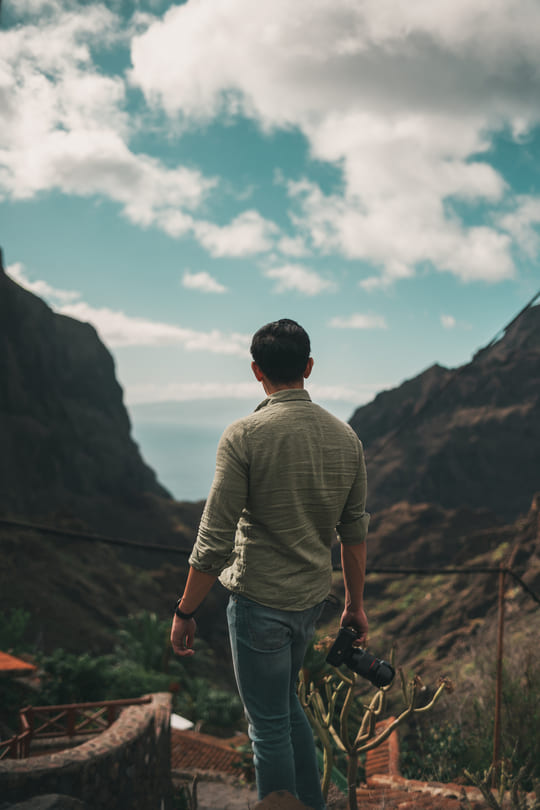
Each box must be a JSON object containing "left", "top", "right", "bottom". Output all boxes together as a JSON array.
[{"left": 129, "top": 396, "right": 360, "bottom": 501}]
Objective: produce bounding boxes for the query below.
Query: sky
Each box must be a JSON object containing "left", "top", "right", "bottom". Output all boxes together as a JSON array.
[{"left": 2, "top": 0, "right": 540, "bottom": 496}]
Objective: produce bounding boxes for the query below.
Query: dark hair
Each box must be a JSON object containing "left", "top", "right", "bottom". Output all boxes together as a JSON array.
[{"left": 250, "top": 319, "right": 311, "bottom": 384}]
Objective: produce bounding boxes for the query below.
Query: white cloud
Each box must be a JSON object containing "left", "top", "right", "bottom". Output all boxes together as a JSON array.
[
  {"left": 265, "top": 265, "right": 335, "bottom": 296},
  {"left": 329, "top": 313, "right": 387, "bottom": 329},
  {"left": 359, "top": 275, "right": 396, "bottom": 292},
  {"left": 441, "top": 314, "right": 457, "bottom": 329},
  {"left": 5, "top": 0, "right": 540, "bottom": 283},
  {"left": 6, "top": 262, "right": 80, "bottom": 303},
  {"left": 56, "top": 302, "right": 250, "bottom": 355},
  {"left": 498, "top": 195, "right": 540, "bottom": 258},
  {"left": 6, "top": 261, "right": 249, "bottom": 356},
  {"left": 126, "top": 380, "right": 261, "bottom": 404},
  {"left": 309, "top": 382, "right": 382, "bottom": 404},
  {"left": 287, "top": 178, "right": 514, "bottom": 285},
  {"left": 193, "top": 211, "right": 278, "bottom": 257},
  {"left": 0, "top": 4, "right": 211, "bottom": 210},
  {"left": 125, "top": 379, "right": 381, "bottom": 406},
  {"left": 130, "top": 0, "right": 540, "bottom": 126},
  {"left": 276, "top": 234, "right": 310, "bottom": 258},
  {"left": 182, "top": 271, "right": 227, "bottom": 294},
  {"left": 0, "top": 2, "right": 279, "bottom": 258},
  {"left": 128, "top": 0, "right": 540, "bottom": 285},
  {"left": 4, "top": 128, "right": 215, "bottom": 222}
]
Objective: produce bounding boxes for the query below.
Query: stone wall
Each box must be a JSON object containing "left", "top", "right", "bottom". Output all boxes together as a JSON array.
[{"left": 0, "top": 693, "right": 173, "bottom": 809}]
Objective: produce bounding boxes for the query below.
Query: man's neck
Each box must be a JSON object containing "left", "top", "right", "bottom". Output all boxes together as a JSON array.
[{"left": 264, "top": 380, "right": 304, "bottom": 395}]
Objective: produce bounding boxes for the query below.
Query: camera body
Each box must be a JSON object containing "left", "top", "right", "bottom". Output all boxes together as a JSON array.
[{"left": 326, "top": 626, "right": 395, "bottom": 688}]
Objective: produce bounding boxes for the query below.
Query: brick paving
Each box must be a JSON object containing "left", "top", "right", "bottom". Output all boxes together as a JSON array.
[
  {"left": 358, "top": 777, "right": 493, "bottom": 809},
  {"left": 171, "top": 727, "right": 498, "bottom": 809},
  {"left": 171, "top": 729, "right": 245, "bottom": 776}
]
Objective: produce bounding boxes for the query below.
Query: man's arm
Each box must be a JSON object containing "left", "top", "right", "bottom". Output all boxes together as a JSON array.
[
  {"left": 337, "top": 437, "right": 369, "bottom": 544},
  {"left": 340, "top": 542, "right": 368, "bottom": 644},
  {"left": 170, "top": 568, "right": 217, "bottom": 657},
  {"left": 338, "top": 436, "right": 369, "bottom": 643},
  {"left": 170, "top": 423, "right": 249, "bottom": 657}
]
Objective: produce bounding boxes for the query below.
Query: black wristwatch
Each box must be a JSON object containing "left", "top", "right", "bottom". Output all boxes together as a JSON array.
[{"left": 174, "top": 598, "right": 195, "bottom": 620}]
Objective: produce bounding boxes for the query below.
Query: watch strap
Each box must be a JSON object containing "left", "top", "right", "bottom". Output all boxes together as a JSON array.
[{"left": 174, "top": 598, "right": 195, "bottom": 620}]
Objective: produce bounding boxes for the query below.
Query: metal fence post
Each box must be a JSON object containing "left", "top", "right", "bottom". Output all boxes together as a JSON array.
[{"left": 492, "top": 564, "right": 505, "bottom": 784}]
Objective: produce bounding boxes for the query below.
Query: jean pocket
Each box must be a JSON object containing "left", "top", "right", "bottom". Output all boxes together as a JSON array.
[{"left": 245, "top": 605, "right": 291, "bottom": 652}]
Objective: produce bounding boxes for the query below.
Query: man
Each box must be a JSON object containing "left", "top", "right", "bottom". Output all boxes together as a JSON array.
[{"left": 171, "top": 319, "right": 369, "bottom": 810}]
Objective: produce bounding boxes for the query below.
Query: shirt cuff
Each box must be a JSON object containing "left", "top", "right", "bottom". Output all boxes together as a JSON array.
[
  {"left": 188, "top": 542, "right": 233, "bottom": 576},
  {"left": 337, "top": 512, "right": 370, "bottom": 545}
]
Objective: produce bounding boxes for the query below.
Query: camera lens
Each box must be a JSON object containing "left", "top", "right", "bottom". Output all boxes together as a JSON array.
[
  {"left": 349, "top": 648, "right": 395, "bottom": 688},
  {"left": 325, "top": 628, "right": 395, "bottom": 689}
]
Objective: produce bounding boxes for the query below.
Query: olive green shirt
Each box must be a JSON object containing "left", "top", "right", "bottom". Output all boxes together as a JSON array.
[{"left": 189, "top": 389, "right": 369, "bottom": 610}]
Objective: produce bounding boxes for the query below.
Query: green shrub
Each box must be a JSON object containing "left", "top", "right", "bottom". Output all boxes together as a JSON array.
[
  {"left": 401, "top": 722, "right": 469, "bottom": 782},
  {"left": 0, "top": 676, "right": 31, "bottom": 733},
  {"left": 175, "top": 676, "right": 244, "bottom": 734},
  {"left": 402, "top": 636, "right": 540, "bottom": 790},
  {"left": 0, "top": 608, "right": 31, "bottom": 653},
  {"left": 114, "top": 612, "right": 172, "bottom": 673},
  {"left": 36, "top": 649, "right": 115, "bottom": 704},
  {"left": 8, "top": 610, "right": 243, "bottom": 736}
]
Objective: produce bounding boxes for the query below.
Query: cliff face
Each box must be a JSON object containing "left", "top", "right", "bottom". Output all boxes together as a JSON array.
[
  {"left": 357, "top": 492, "right": 540, "bottom": 678},
  {"left": 0, "top": 250, "right": 199, "bottom": 544},
  {"left": 349, "top": 304, "right": 540, "bottom": 521}
]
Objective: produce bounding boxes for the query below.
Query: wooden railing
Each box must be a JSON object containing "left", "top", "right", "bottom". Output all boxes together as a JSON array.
[{"left": 0, "top": 697, "right": 152, "bottom": 760}]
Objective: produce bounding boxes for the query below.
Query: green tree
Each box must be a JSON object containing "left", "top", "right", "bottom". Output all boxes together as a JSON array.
[{"left": 114, "top": 611, "right": 172, "bottom": 672}]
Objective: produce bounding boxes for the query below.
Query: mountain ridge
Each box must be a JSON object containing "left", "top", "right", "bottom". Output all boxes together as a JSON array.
[
  {"left": 0, "top": 248, "right": 202, "bottom": 548},
  {"left": 349, "top": 302, "right": 540, "bottom": 521}
]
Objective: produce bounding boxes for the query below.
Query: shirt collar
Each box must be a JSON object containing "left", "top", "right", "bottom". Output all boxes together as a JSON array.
[{"left": 255, "top": 388, "right": 312, "bottom": 411}]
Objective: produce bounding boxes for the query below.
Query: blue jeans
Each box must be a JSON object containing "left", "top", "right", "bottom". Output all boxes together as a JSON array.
[{"left": 227, "top": 594, "right": 326, "bottom": 810}]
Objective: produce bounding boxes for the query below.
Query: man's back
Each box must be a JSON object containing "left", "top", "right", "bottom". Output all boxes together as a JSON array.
[{"left": 191, "top": 389, "right": 369, "bottom": 610}]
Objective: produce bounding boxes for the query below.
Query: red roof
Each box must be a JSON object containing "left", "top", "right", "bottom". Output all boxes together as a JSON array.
[
  {"left": 171, "top": 729, "right": 245, "bottom": 775},
  {"left": 0, "top": 651, "right": 36, "bottom": 674}
]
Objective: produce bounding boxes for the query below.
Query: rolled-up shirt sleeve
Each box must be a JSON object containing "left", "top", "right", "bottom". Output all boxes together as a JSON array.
[
  {"left": 188, "top": 422, "right": 249, "bottom": 575},
  {"left": 337, "top": 439, "right": 370, "bottom": 545}
]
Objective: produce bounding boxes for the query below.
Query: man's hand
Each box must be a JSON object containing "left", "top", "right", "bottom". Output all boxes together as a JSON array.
[
  {"left": 340, "top": 607, "right": 368, "bottom": 645},
  {"left": 170, "top": 615, "right": 196, "bottom": 657},
  {"left": 340, "top": 542, "right": 368, "bottom": 644}
]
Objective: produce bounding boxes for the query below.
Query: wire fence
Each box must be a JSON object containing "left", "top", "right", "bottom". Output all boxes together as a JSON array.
[{"left": 1, "top": 516, "right": 538, "bottom": 606}]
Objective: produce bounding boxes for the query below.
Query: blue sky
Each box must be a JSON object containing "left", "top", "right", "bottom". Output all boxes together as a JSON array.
[{"left": 2, "top": 0, "right": 540, "bottom": 442}]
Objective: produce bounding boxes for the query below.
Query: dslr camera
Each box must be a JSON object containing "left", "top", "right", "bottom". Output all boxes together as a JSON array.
[{"left": 326, "top": 627, "right": 395, "bottom": 688}]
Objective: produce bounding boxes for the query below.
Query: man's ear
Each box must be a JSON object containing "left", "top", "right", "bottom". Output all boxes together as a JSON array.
[
  {"left": 303, "top": 357, "right": 314, "bottom": 379},
  {"left": 252, "top": 361, "right": 264, "bottom": 382}
]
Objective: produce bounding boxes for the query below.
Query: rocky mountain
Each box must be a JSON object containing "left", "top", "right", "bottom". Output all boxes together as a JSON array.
[
  {"left": 0, "top": 248, "right": 210, "bottom": 652},
  {"left": 0, "top": 249, "right": 201, "bottom": 547},
  {"left": 354, "top": 491, "right": 540, "bottom": 678},
  {"left": 342, "top": 303, "right": 540, "bottom": 677},
  {"left": 349, "top": 303, "right": 540, "bottom": 522}
]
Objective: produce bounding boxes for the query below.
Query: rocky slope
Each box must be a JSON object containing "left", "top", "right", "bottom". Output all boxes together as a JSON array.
[
  {"left": 326, "top": 492, "right": 540, "bottom": 679},
  {"left": 349, "top": 303, "right": 540, "bottom": 522},
  {"left": 0, "top": 249, "right": 201, "bottom": 547},
  {"left": 0, "top": 247, "right": 207, "bottom": 652},
  {"left": 335, "top": 301, "right": 540, "bottom": 677}
]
